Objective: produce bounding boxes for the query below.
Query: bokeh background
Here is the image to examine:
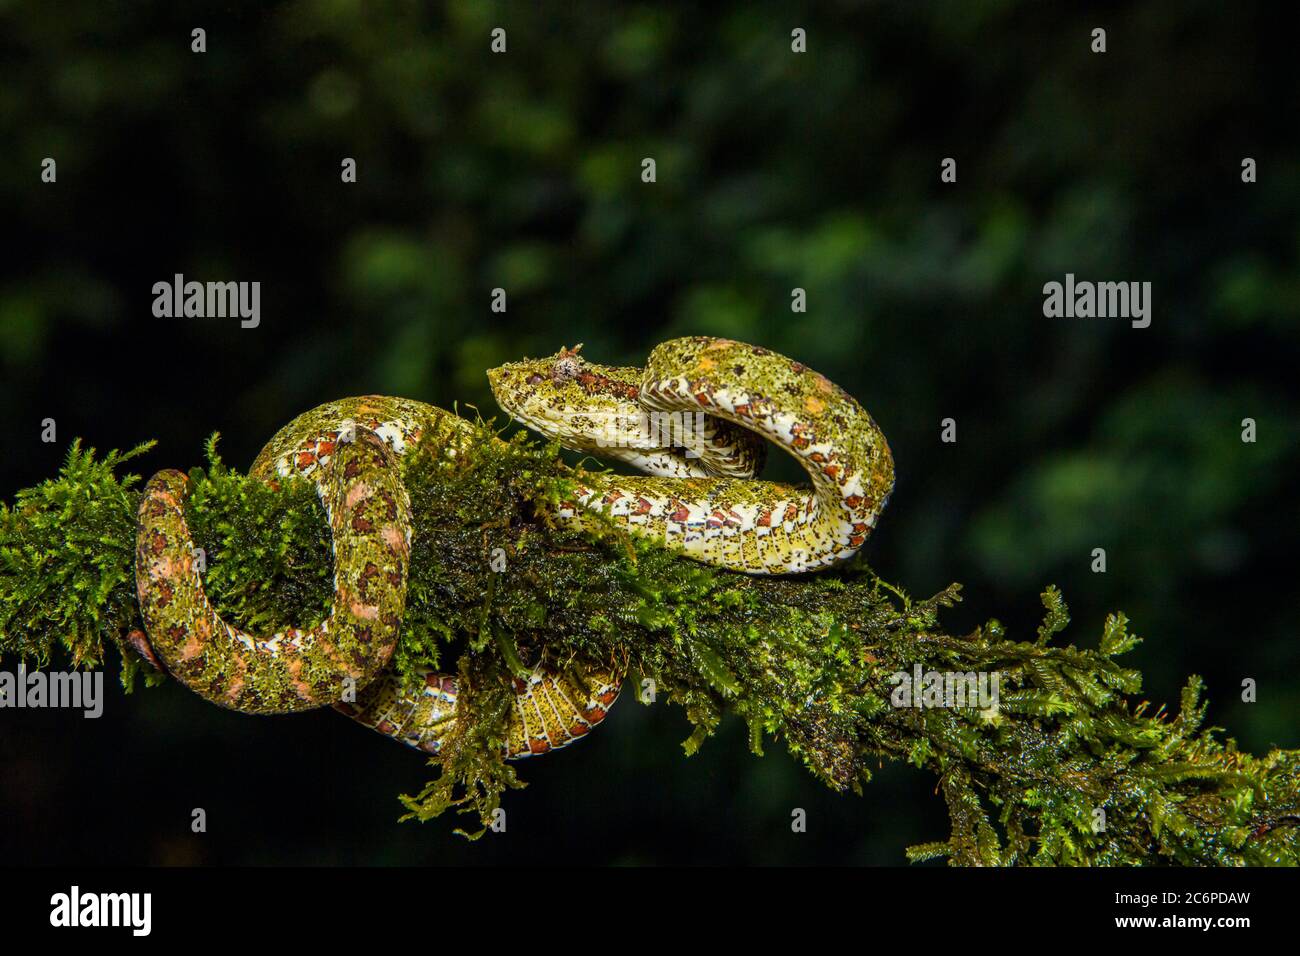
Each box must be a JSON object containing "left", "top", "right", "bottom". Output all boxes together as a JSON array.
[{"left": 1, "top": 0, "right": 1297, "bottom": 864}]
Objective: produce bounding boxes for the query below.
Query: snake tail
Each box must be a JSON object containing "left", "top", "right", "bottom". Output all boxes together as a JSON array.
[{"left": 336, "top": 664, "right": 623, "bottom": 757}]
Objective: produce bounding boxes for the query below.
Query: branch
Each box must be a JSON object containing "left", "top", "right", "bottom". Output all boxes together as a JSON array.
[{"left": 2, "top": 425, "right": 1297, "bottom": 863}]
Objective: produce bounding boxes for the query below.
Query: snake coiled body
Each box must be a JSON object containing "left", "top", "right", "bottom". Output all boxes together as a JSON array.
[{"left": 133, "top": 338, "right": 894, "bottom": 758}]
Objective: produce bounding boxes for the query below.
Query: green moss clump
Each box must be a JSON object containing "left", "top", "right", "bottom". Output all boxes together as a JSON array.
[
  {"left": 0, "top": 440, "right": 160, "bottom": 692},
  {"left": 183, "top": 434, "right": 334, "bottom": 638},
  {"left": 2, "top": 423, "right": 1298, "bottom": 863}
]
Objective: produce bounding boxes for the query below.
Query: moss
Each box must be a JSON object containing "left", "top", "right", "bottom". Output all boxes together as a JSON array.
[
  {"left": 2, "top": 422, "right": 1298, "bottom": 863},
  {"left": 0, "top": 440, "right": 162, "bottom": 692}
]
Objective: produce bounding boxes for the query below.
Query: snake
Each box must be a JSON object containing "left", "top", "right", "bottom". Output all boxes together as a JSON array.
[{"left": 131, "top": 337, "right": 895, "bottom": 759}]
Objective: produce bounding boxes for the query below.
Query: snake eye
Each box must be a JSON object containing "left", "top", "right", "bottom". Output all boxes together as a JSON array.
[{"left": 526, "top": 373, "right": 545, "bottom": 385}]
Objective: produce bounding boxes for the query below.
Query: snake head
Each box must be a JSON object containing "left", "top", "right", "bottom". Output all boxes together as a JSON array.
[
  {"left": 486, "top": 345, "right": 668, "bottom": 457},
  {"left": 488, "top": 344, "right": 770, "bottom": 479}
]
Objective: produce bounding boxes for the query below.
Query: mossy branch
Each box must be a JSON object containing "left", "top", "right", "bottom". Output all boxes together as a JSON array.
[{"left": 2, "top": 426, "right": 1297, "bottom": 864}]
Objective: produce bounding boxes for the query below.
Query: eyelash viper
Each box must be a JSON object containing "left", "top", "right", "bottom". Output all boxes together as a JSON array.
[{"left": 131, "top": 337, "right": 894, "bottom": 759}]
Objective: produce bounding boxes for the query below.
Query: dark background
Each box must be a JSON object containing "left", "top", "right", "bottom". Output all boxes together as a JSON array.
[{"left": 1, "top": 0, "right": 1297, "bottom": 864}]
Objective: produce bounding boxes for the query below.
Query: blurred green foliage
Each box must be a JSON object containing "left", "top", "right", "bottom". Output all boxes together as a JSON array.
[{"left": 0, "top": 0, "right": 1296, "bottom": 864}]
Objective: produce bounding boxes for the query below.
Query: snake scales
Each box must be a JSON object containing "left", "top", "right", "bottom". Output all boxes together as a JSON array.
[{"left": 132, "top": 337, "right": 894, "bottom": 758}]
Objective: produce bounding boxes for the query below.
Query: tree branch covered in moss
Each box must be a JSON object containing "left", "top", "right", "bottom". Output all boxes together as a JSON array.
[{"left": 2, "top": 426, "right": 1298, "bottom": 863}]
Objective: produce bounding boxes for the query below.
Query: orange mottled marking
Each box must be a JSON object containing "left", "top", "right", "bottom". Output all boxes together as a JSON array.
[
  {"left": 178, "top": 630, "right": 204, "bottom": 662},
  {"left": 349, "top": 601, "right": 380, "bottom": 621},
  {"left": 381, "top": 523, "right": 406, "bottom": 554},
  {"left": 344, "top": 481, "right": 373, "bottom": 511}
]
